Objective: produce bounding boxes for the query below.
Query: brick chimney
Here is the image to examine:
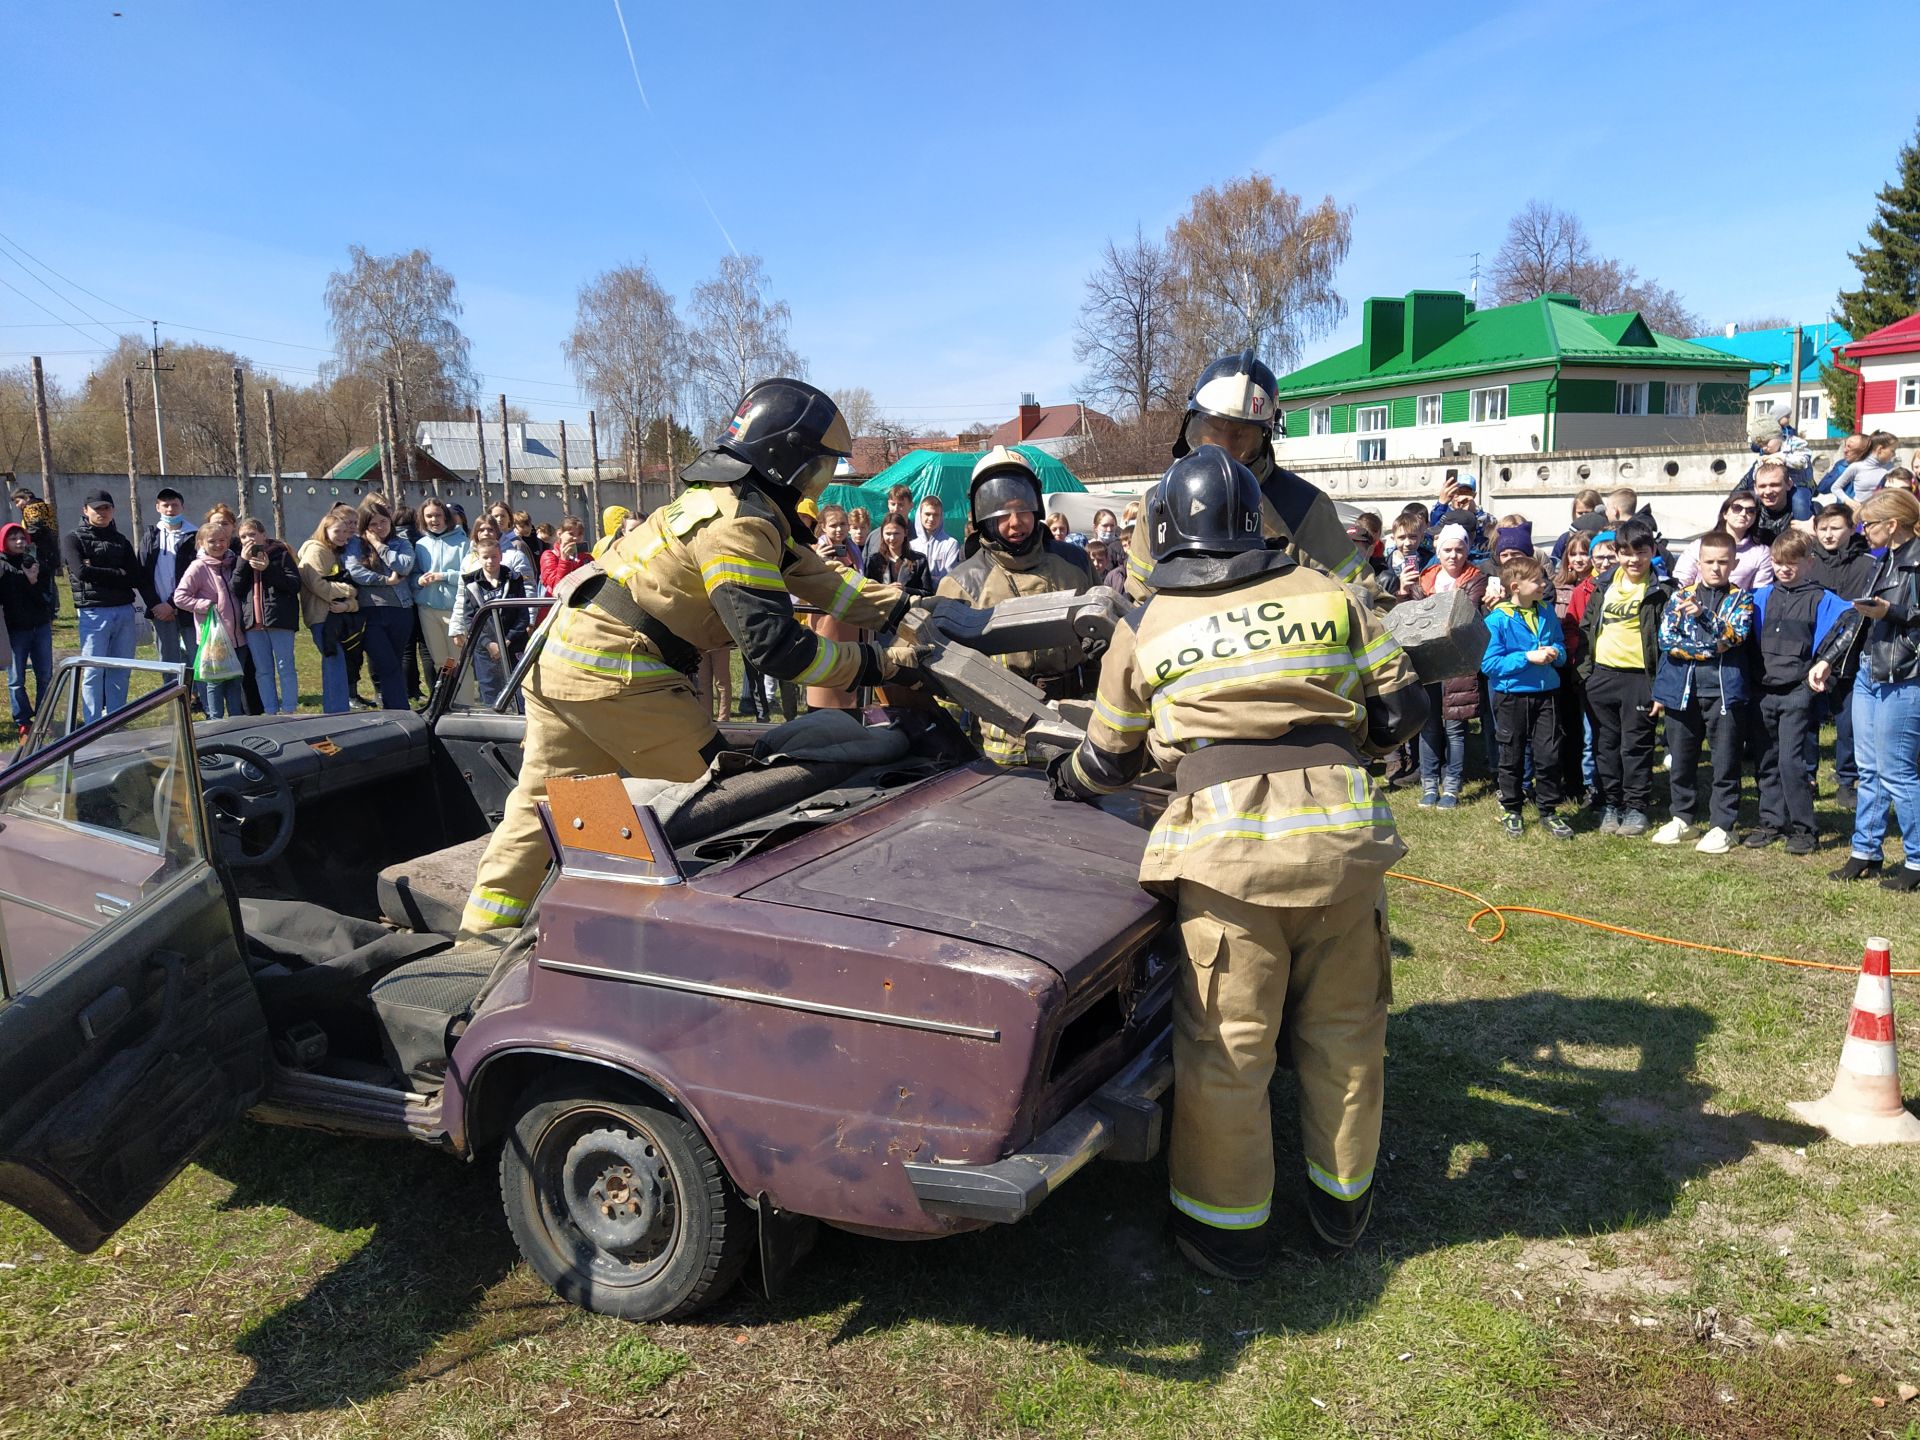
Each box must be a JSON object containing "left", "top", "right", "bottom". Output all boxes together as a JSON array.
[{"left": 1016, "top": 392, "right": 1041, "bottom": 441}]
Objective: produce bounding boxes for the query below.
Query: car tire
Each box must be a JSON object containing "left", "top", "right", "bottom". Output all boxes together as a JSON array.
[{"left": 499, "top": 1075, "right": 750, "bottom": 1321}]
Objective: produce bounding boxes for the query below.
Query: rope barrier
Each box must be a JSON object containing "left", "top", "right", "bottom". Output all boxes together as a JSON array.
[{"left": 1385, "top": 870, "right": 1920, "bottom": 977}]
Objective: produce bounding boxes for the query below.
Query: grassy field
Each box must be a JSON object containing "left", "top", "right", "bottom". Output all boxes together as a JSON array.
[{"left": 5, "top": 603, "right": 1920, "bottom": 1436}]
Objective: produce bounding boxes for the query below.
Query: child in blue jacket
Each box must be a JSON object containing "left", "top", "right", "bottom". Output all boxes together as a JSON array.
[{"left": 1481, "top": 554, "right": 1572, "bottom": 838}]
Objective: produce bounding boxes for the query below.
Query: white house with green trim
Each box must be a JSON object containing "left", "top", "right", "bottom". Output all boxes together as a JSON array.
[{"left": 1273, "top": 290, "right": 1751, "bottom": 465}]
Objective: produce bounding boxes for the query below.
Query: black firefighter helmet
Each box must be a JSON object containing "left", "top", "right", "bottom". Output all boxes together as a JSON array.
[
  {"left": 1170, "top": 349, "right": 1281, "bottom": 474},
  {"left": 966, "top": 445, "right": 1044, "bottom": 556},
  {"left": 1145, "top": 445, "right": 1293, "bottom": 591},
  {"left": 681, "top": 377, "right": 851, "bottom": 501}
]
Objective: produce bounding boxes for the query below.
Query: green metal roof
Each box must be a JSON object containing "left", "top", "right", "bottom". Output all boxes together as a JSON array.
[
  {"left": 327, "top": 446, "right": 381, "bottom": 481},
  {"left": 1275, "top": 291, "right": 1750, "bottom": 400}
]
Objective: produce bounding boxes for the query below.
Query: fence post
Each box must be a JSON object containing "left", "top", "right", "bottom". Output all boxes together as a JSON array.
[
  {"left": 122, "top": 374, "right": 142, "bottom": 516},
  {"left": 498, "top": 393, "right": 513, "bottom": 514},
  {"left": 588, "top": 408, "right": 603, "bottom": 526},
  {"left": 263, "top": 388, "right": 286, "bottom": 538},
  {"left": 31, "top": 357, "right": 57, "bottom": 522},
  {"left": 473, "top": 404, "right": 490, "bottom": 510},
  {"left": 230, "top": 368, "right": 250, "bottom": 515}
]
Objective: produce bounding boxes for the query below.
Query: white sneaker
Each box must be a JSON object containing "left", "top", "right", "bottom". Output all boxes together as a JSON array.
[
  {"left": 1650, "top": 817, "right": 1691, "bottom": 845},
  {"left": 1694, "top": 826, "right": 1732, "bottom": 855},
  {"left": 1662, "top": 752, "right": 1674, "bottom": 772}
]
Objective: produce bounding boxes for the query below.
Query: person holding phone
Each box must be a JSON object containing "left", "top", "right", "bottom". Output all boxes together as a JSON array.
[
  {"left": 539, "top": 515, "right": 592, "bottom": 592},
  {"left": 1810, "top": 488, "right": 1920, "bottom": 888}
]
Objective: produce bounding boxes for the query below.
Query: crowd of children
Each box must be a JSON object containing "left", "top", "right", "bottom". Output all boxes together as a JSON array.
[{"left": 1357, "top": 451, "right": 1920, "bottom": 891}]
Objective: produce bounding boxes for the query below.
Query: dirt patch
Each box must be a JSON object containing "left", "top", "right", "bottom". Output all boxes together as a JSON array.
[
  {"left": 1541, "top": 1329, "right": 1897, "bottom": 1440},
  {"left": 1513, "top": 1239, "right": 1686, "bottom": 1304}
]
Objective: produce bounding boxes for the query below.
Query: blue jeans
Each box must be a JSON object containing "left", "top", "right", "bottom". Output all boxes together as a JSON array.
[
  {"left": 1849, "top": 676, "right": 1920, "bottom": 868},
  {"left": 153, "top": 610, "right": 205, "bottom": 709},
  {"left": 246, "top": 628, "right": 299, "bottom": 713},
  {"left": 311, "top": 624, "right": 350, "bottom": 714},
  {"left": 360, "top": 606, "right": 414, "bottom": 710},
  {"left": 77, "top": 604, "right": 137, "bottom": 722},
  {"left": 1417, "top": 682, "right": 1466, "bottom": 793},
  {"left": 204, "top": 676, "right": 247, "bottom": 718},
  {"left": 8, "top": 620, "right": 51, "bottom": 726}
]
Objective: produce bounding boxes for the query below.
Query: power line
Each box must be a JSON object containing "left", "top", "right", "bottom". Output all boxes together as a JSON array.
[
  {"left": 0, "top": 228, "right": 149, "bottom": 323},
  {"left": 0, "top": 247, "right": 126, "bottom": 352},
  {"left": 0, "top": 273, "right": 123, "bottom": 350}
]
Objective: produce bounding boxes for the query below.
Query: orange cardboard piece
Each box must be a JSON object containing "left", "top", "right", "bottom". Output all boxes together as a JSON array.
[{"left": 545, "top": 773, "right": 654, "bottom": 860}]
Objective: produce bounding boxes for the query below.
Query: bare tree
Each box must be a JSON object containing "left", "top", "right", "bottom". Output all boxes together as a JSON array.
[
  {"left": 1074, "top": 226, "right": 1178, "bottom": 418},
  {"left": 1071, "top": 410, "right": 1183, "bottom": 479},
  {"left": 1167, "top": 175, "right": 1353, "bottom": 377},
  {"left": 868, "top": 417, "right": 920, "bottom": 468},
  {"left": 0, "top": 366, "right": 46, "bottom": 474},
  {"left": 1489, "top": 201, "right": 1704, "bottom": 335},
  {"left": 1732, "top": 314, "right": 1794, "bottom": 332},
  {"left": 687, "top": 254, "right": 805, "bottom": 435},
  {"left": 830, "top": 385, "right": 880, "bottom": 438},
  {"left": 323, "top": 245, "right": 478, "bottom": 422},
  {"left": 564, "top": 263, "right": 689, "bottom": 482}
]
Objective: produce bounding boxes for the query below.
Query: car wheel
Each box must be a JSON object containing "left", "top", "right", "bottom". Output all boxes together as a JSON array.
[{"left": 499, "top": 1076, "right": 751, "bottom": 1321}]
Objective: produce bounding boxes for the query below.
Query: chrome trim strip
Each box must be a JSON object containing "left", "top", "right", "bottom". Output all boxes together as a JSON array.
[
  {"left": 534, "top": 957, "right": 1001, "bottom": 1041},
  {"left": 557, "top": 864, "right": 682, "bottom": 887},
  {"left": 0, "top": 890, "right": 96, "bottom": 928}
]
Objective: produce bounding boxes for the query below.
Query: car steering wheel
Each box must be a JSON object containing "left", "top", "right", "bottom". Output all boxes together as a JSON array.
[{"left": 196, "top": 742, "right": 297, "bottom": 867}]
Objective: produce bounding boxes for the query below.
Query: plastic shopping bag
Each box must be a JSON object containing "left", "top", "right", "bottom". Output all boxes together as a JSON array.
[{"left": 195, "top": 609, "right": 245, "bottom": 683}]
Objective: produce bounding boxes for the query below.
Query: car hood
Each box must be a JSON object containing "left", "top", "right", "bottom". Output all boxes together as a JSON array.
[{"left": 739, "top": 769, "right": 1168, "bottom": 981}]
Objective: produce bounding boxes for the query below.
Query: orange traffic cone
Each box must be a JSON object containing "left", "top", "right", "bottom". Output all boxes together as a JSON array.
[{"left": 1789, "top": 937, "right": 1920, "bottom": 1145}]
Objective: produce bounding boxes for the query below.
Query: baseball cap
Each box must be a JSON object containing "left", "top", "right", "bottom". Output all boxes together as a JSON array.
[{"left": 84, "top": 489, "right": 115, "bottom": 507}]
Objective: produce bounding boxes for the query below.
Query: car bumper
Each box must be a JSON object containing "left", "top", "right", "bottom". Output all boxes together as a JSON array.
[{"left": 903, "top": 1025, "right": 1173, "bottom": 1223}]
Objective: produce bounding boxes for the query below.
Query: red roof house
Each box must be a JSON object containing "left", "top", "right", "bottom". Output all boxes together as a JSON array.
[
  {"left": 986, "top": 395, "right": 1110, "bottom": 456},
  {"left": 1841, "top": 314, "right": 1920, "bottom": 435}
]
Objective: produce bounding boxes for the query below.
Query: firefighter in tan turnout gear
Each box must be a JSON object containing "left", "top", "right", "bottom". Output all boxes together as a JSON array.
[
  {"left": 1124, "top": 350, "right": 1388, "bottom": 611},
  {"left": 935, "top": 446, "right": 1091, "bottom": 765},
  {"left": 461, "top": 379, "right": 969, "bottom": 937},
  {"left": 1051, "top": 445, "right": 1428, "bottom": 1279}
]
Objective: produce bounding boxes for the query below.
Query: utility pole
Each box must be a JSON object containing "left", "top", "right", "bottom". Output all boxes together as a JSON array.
[
  {"left": 1789, "top": 325, "right": 1805, "bottom": 432},
  {"left": 498, "top": 393, "right": 513, "bottom": 514},
  {"left": 473, "top": 404, "right": 490, "bottom": 510},
  {"left": 262, "top": 389, "right": 286, "bottom": 539},
  {"left": 230, "top": 367, "right": 250, "bottom": 516},
  {"left": 559, "top": 418, "right": 570, "bottom": 518},
  {"left": 385, "top": 375, "right": 412, "bottom": 496},
  {"left": 122, "top": 375, "right": 141, "bottom": 516},
  {"left": 588, "top": 408, "right": 603, "bottom": 523},
  {"left": 30, "top": 357, "right": 56, "bottom": 509},
  {"left": 135, "top": 321, "right": 173, "bottom": 478}
]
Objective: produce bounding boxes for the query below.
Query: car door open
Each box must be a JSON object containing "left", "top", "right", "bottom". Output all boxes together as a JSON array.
[{"left": 0, "top": 657, "right": 268, "bottom": 1252}]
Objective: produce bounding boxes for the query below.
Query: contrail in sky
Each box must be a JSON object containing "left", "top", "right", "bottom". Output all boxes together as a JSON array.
[{"left": 611, "top": 0, "right": 739, "bottom": 257}]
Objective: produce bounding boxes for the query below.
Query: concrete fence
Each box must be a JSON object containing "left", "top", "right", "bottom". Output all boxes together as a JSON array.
[{"left": 27, "top": 472, "right": 672, "bottom": 545}]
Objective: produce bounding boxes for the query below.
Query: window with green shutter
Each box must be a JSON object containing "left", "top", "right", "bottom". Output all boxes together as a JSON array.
[{"left": 1441, "top": 390, "right": 1468, "bottom": 423}]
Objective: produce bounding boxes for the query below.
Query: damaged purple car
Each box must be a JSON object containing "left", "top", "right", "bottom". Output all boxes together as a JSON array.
[{"left": 0, "top": 595, "right": 1178, "bottom": 1321}]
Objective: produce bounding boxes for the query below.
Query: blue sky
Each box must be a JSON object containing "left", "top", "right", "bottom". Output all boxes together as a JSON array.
[{"left": 4, "top": 0, "right": 1915, "bottom": 434}]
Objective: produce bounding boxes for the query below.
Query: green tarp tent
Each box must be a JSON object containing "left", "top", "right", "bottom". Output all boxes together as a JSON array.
[{"left": 823, "top": 446, "right": 1085, "bottom": 528}]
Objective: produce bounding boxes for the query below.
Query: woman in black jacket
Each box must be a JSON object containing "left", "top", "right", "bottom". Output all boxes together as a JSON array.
[
  {"left": 231, "top": 517, "right": 304, "bottom": 714},
  {"left": 861, "top": 512, "right": 931, "bottom": 595},
  {"left": 0, "top": 521, "right": 52, "bottom": 733},
  {"left": 1812, "top": 488, "right": 1920, "bottom": 889}
]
